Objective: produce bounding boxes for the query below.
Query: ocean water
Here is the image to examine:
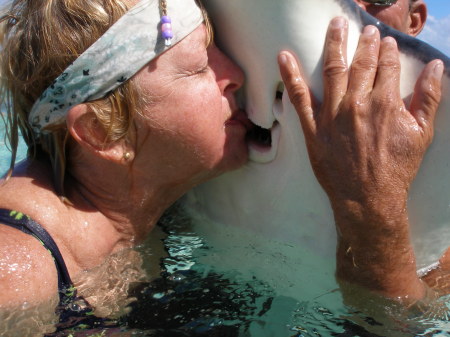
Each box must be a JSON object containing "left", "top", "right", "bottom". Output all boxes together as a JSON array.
[
  {"left": 0, "top": 121, "right": 449, "bottom": 336},
  {"left": 0, "top": 118, "right": 27, "bottom": 176}
]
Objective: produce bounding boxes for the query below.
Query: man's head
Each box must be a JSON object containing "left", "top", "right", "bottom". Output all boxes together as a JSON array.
[{"left": 354, "top": 0, "right": 427, "bottom": 36}]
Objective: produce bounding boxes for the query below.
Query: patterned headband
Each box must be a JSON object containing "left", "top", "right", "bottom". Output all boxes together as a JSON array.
[{"left": 28, "top": 0, "right": 203, "bottom": 136}]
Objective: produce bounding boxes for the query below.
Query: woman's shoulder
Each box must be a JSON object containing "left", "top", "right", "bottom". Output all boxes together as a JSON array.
[
  {"left": 0, "top": 222, "right": 59, "bottom": 307},
  {"left": 0, "top": 160, "right": 68, "bottom": 306},
  {"left": 0, "top": 160, "right": 64, "bottom": 219},
  {"left": 0, "top": 160, "right": 122, "bottom": 278},
  {"left": 0, "top": 160, "right": 52, "bottom": 196}
]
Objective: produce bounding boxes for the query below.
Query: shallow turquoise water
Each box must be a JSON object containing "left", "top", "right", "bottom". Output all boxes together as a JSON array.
[
  {"left": 60, "top": 209, "right": 449, "bottom": 336},
  {"left": 0, "top": 118, "right": 27, "bottom": 176}
]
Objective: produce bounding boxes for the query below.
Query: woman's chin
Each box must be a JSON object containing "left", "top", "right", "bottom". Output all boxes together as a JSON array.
[
  {"left": 230, "top": 119, "right": 252, "bottom": 150},
  {"left": 221, "top": 140, "right": 249, "bottom": 174}
]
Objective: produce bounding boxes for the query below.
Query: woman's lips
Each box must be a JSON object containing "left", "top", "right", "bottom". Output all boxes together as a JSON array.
[{"left": 227, "top": 109, "right": 255, "bottom": 131}]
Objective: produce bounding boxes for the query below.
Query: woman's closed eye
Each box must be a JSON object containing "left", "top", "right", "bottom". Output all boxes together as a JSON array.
[{"left": 192, "top": 64, "right": 209, "bottom": 76}]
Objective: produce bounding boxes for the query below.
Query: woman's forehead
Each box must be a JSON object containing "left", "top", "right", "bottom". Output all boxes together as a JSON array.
[
  {"left": 148, "top": 24, "right": 208, "bottom": 72},
  {"left": 167, "top": 24, "right": 209, "bottom": 55}
]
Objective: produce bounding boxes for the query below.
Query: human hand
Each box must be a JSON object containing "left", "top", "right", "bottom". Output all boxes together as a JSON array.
[
  {"left": 278, "top": 17, "right": 444, "bottom": 299},
  {"left": 278, "top": 17, "right": 443, "bottom": 220}
]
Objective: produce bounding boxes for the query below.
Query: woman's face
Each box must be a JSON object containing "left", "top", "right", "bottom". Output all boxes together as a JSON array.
[{"left": 132, "top": 24, "right": 250, "bottom": 187}]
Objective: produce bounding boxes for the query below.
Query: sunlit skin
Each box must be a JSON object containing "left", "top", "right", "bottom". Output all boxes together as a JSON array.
[
  {"left": 279, "top": 17, "right": 444, "bottom": 302},
  {"left": 347, "top": 0, "right": 450, "bottom": 302},
  {"left": 354, "top": 0, "right": 427, "bottom": 36},
  {"left": 131, "top": 25, "right": 249, "bottom": 185}
]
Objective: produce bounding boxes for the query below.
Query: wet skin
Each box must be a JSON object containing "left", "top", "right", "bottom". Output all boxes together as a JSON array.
[{"left": 132, "top": 24, "right": 251, "bottom": 188}]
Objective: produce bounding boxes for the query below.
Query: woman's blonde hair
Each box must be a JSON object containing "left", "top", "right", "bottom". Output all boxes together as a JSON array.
[
  {"left": 0, "top": 0, "right": 210, "bottom": 196},
  {"left": 0, "top": 0, "right": 145, "bottom": 195}
]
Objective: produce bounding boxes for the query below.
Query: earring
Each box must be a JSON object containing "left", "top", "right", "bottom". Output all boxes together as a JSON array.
[{"left": 123, "top": 152, "right": 132, "bottom": 160}]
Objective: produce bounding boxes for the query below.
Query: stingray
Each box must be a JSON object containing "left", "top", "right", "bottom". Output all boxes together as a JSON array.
[{"left": 185, "top": 0, "right": 450, "bottom": 298}]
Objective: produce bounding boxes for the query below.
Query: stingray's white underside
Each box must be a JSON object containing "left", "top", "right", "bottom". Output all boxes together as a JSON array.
[{"left": 184, "top": 0, "right": 450, "bottom": 298}]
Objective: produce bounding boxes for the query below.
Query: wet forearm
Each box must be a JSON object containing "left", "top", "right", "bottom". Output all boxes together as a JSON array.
[{"left": 333, "top": 198, "right": 426, "bottom": 300}]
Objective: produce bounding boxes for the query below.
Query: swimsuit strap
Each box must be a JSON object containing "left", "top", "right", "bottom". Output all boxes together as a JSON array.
[
  {"left": 0, "top": 208, "right": 74, "bottom": 302},
  {"left": 0, "top": 208, "right": 107, "bottom": 332}
]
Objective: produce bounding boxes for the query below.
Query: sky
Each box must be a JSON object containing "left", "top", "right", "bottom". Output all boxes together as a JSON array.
[{"left": 418, "top": 0, "right": 450, "bottom": 55}]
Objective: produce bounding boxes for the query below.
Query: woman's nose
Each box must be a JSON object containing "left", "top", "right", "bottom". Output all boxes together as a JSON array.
[{"left": 208, "top": 44, "right": 244, "bottom": 94}]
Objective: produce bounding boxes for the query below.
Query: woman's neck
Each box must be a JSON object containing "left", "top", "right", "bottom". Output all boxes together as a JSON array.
[{"left": 65, "top": 156, "right": 188, "bottom": 247}]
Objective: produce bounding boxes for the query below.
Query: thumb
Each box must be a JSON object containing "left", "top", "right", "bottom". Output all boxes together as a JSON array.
[{"left": 278, "top": 51, "right": 316, "bottom": 137}]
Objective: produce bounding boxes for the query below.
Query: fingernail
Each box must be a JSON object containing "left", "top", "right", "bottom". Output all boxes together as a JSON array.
[
  {"left": 331, "top": 17, "right": 346, "bottom": 28},
  {"left": 434, "top": 60, "right": 444, "bottom": 78},
  {"left": 363, "top": 25, "right": 377, "bottom": 36},
  {"left": 279, "top": 53, "right": 288, "bottom": 65},
  {"left": 383, "top": 36, "right": 396, "bottom": 44}
]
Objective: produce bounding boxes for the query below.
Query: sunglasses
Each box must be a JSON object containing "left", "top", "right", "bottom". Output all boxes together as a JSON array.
[{"left": 362, "top": 0, "right": 398, "bottom": 5}]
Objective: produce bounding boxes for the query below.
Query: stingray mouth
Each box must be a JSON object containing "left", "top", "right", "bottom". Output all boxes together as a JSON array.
[
  {"left": 247, "top": 124, "right": 272, "bottom": 147},
  {"left": 247, "top": 121, "right": 280, "bottom": 163},
  {"left": 244, "top": 82, "right": 285, "bottom": 164}
]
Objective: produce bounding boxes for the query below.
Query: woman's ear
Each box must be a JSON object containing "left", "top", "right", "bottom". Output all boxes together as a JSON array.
[
  {"left": 66, "top": 104, "right": 134, "bottom": 164},
  {"left": 408, "top": 1, "right": 427, "bottom": 37}
]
